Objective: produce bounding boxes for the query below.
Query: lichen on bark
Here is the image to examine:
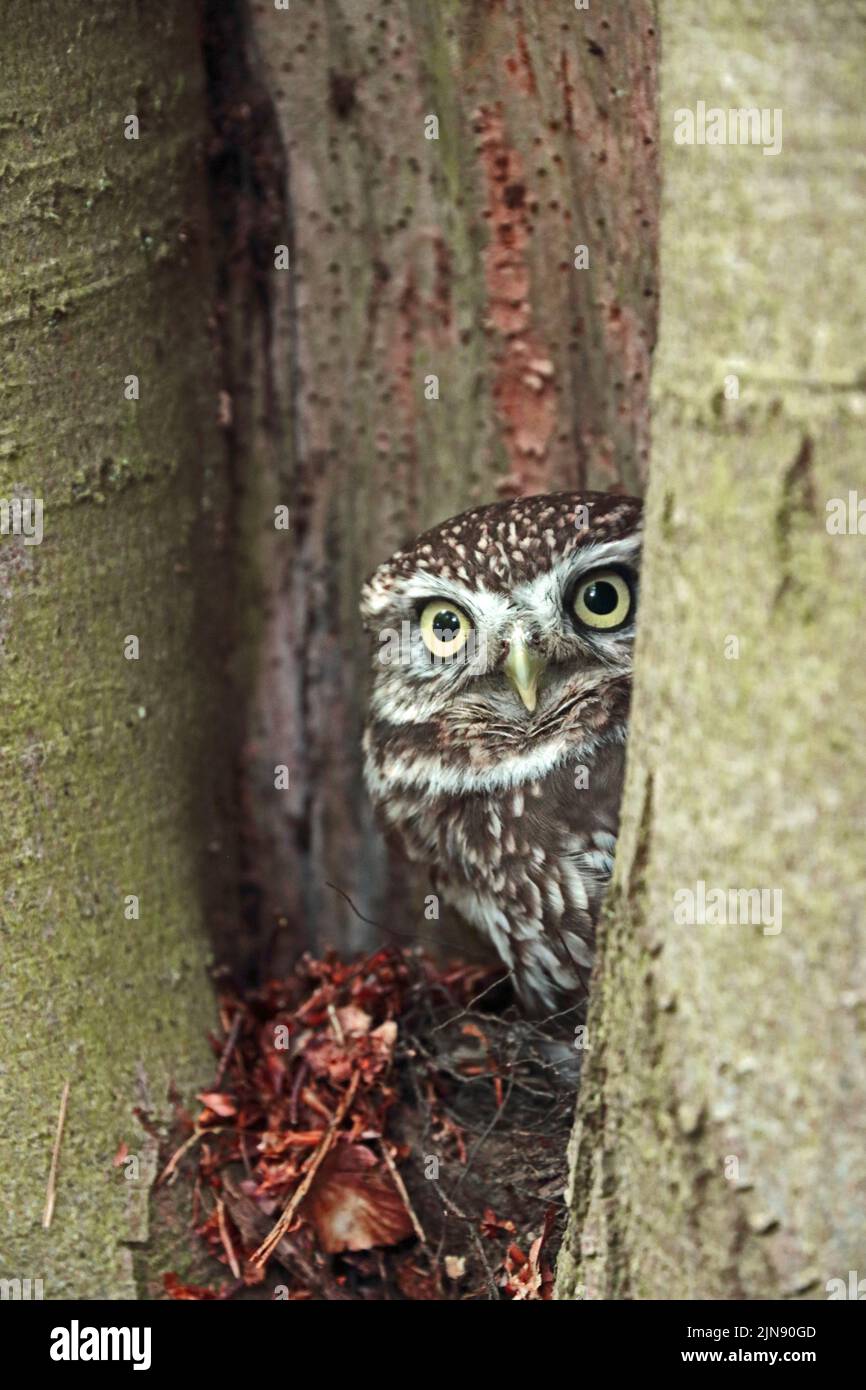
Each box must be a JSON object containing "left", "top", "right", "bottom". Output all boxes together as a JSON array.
[
  {"left": 557, "top": 0, "right": 866, "bottom": 1299},
  {"left": 0, "top": 1, "right": 234, "bottom": 1298}
]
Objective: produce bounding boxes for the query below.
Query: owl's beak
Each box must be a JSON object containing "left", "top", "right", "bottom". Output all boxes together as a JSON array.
[{"left": 503, "top": 632, "right": 546, "bottom": 713}]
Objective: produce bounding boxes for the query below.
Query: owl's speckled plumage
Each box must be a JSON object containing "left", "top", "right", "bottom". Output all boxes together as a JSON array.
[{"left": 361, "top": 491, "right": 642, "bottom": 1016}]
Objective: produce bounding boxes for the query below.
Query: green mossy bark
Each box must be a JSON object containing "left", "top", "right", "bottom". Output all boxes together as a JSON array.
[
  {"left": 0, "top": 3, "right": 233, "bottom": 1297},
  {"left": 557, "top": 0, "right": 866, "bottom": 1299}
]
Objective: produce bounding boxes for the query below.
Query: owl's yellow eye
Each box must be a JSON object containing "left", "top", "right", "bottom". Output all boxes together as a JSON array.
[
  {"left": 572, "top": 569, "right": 633, "bottom": 631},
  {"left": 419, "top": 600, "right": 472, "bottom": 658}
]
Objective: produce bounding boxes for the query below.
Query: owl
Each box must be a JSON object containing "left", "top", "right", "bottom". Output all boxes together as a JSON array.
[{"left": 361, "top": 491, "right": 642, "bottom": 1018}]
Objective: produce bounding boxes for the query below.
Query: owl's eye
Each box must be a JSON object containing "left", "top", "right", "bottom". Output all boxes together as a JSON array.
[
  {"left": 571, "top": 568, "right": 633, "bottom": 631},
  {"left": 419, "top": 600, "right": 472, "bottom": 658}
]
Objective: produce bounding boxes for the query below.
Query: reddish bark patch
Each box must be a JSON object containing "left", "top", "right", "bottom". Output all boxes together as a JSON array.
[
  {"left": 476, "top": 104, "right": 557, "bottom": 497},
  {"left": 504, "top": 23, "right": 538, "bottom": 98}
]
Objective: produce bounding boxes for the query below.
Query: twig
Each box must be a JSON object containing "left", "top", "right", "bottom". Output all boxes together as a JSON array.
[
  {"left": 157, "top": 1128, "right": 204, "bottom": 1187},
  {"left": 326, "top": 1003, "right": 345, "bottom": 1046},
  {"left": 214, "top": 1010, "right": 243, "bottom": 1088},
  {"left": 43, "top": 1079, "right": 70, "bottom": 1229},
  {"left": 216, "top": 1195, "right": 241, "bottom": 1279},
  {"left": 431, "top": 973, "right": 513, "bottom": 1032},
  {"left": 377, "top": 1139, "right": 427, "bottom": 1246},
  {"left": 433, "top": 1182, "right": 500, "bottom": 1301},
  {"left": 222, "top": 1173, "right": 352, "bottom": 1301},
  {"left": 324, "top": 881, "right": 479, "bottom": 952},
  {"left": 455, "top": 1073, "right": 515, "bottom": 1194},
  {"left": 251, "top": 1070, "right": 361, "bottom": 1268},
  {"left": 289, "top": 1059, "right": 307, "bottom": 1127},
  {"left": 323, "top": 882, "right": 381, "bottom": 931}
]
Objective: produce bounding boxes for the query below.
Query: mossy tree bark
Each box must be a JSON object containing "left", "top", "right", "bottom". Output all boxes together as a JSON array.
[
  {"left": 0, "top": 4, "right": 235, "bottom": 1297},
  {"left": 557, "top": 0, "right": 866, "bottom": 1299},
  {"left": 214, "top": 0, "right": 658, "bottom": 968}
]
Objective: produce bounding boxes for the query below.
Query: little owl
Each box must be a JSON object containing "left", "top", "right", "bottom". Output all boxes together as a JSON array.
[{"left": 361, "top": 491, "right": 642, "bottom": 1017}]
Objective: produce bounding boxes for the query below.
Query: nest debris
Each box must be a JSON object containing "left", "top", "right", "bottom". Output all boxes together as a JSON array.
[{"left": 160, "top": 947, "right": 578, "bottom": 1300}]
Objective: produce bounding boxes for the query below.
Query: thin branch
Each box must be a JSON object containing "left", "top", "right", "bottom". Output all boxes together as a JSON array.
[
  {"left": 377, "top": 1139, "right": 427, "bottom": 1246},
  {"left": 214, "top": 1010, "right": 243, "bottom": 1088},
  {"left": 43, "top": 1079, "right": 70, "bottom": 1230},
  {"left": 431, "top": 972, "right": 513, "bottom": 1032},
  {"left": 158, "top": 1128, "right": 204, "bottom": 1187},
  {"left": 324, "top": 880, "right": 484, "bottom": 953},
  {"left": 216, "top": 1195, "right": 241, "bottom": 1279},
  {"left": 326, "top": 1002, "right": 345, "bottom": 1046},
  {"left": 251, "top": 1070, "right": 360, "bottom": 1268},
  {"left": 433, "top": 1182, "right": 500, "bottom": 1301},
  {"left": 455, "top": 1073, "right": 516, "bottom": 1194}
]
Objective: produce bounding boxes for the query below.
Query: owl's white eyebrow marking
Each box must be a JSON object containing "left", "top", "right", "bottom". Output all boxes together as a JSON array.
[
  {"left": 396, "top": 575, "right": 515, "bottom": 631},
  {"left": 510, "top": 534, "right": 642, "bottom": 612},
  {"left": 366, "top": 531, "right": 641, "bottom": 638}
]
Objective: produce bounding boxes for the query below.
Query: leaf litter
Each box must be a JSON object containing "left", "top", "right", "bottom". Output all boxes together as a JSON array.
[{"left": 161, "top": 947, "right": 576, "bottom": 1300}]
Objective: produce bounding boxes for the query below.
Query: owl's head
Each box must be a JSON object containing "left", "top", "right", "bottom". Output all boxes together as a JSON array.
[{"left": 361, "top": 491, "right": 642, "bottom": 793}]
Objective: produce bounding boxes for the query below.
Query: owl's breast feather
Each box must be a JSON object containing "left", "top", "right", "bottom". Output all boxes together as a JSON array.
[{"left": 367, "top": 743, "right": 625, "bottom": 1015}]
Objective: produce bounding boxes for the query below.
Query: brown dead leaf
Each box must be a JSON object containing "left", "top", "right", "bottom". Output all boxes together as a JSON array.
[
  {"left": 396, "top": 1260, "right": 440, "bottom": 1300},
  {"left": 336, "top": 1005, "right": 372, "bottom": 1037},
  {"left": 302, "top": 1141, "right": 414, "bottom": 1254},
  {"left": 163, "top": 1272, "right": 225, "bottom": 1300},
  {"left": 304, "top": 1038, "right": 354, "bottom": 1084},
  {"left": 197, "top": 1092, "right": 237, "bottom": 1118},
  {"left": 501, "top": 1208, "right": 556, "bottom": 1300},
  {"left": 371, "top": 1019, "right": 398, "bottom": 1049},
  {"left": 480, "top": 1207, "right": 517, "bottom": 1239}
]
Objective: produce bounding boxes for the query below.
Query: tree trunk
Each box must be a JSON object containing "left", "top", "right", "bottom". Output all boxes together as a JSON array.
[
  {"left": 214, "top": 0, "right": 658, "bottom": 970},
  {"left": 557, "top": 0, "right": 866, "bottom": 1299},
  {"left": 0, "top": 2, "right": 235, "bottom": 1297}
]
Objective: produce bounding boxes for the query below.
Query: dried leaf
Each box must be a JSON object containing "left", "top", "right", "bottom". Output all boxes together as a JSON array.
[
  {"left": 197, "top": 1092, "right": 237, "bottom": 1118},
  {"left": 336, "top": 1006, "right": 372, "bottom": 1037},
  {"left": 480, "top": 1207, "right": 517, "bottom": 1239},
  {"left": 302, "top": 1142, "right": 414, "bottom": 1253},
  {"left": 163, "top": 1272, "right": 225, "bottom": 1300},
  {"left": 396, "top": 1260, "right": 440, "bottom": 1300}
]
